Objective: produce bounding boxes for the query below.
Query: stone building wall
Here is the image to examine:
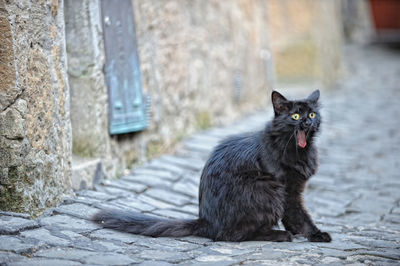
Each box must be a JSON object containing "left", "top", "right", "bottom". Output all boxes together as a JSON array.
[
  {"left": 266, "top": 0, "right": 344, "bottom": 88},
  {"left": 0, "top": 0, "right": 72, "bottom": 216},
  {"left": 1, "top": 0, "right": 348, "bottom": 215},
  {"left": 341, "top": 0, "right": 373, "bottom": 43},
  {"left": 64, "top": 0, "right": 272, "bottom": 189},
  {"left": 121, "top": 0, "right": 271, "bottom": 165}
]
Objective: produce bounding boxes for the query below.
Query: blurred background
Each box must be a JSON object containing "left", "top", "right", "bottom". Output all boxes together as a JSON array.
[{"left": 1, "top": 0, "right": 399, "bottom": 215}]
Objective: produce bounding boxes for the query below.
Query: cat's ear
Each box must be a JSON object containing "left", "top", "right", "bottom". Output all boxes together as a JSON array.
[
  {"left": 271, "top": 91, "right": 291, "bottom": 115},
  {"left": 307, "top": 90, "right": 320, "bottom": 103}
]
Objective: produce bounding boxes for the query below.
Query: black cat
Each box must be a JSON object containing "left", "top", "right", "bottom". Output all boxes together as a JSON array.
[{"left": 93, "top": 90, "right": 331, "bottom": 242}]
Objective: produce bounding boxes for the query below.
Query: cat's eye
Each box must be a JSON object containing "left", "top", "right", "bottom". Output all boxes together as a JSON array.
[
  {"left": 291, "top": 113, "right": 300, "bottom": 120},
  {"left": 309, "top": 112, "right": 316, "bottom": 119}
]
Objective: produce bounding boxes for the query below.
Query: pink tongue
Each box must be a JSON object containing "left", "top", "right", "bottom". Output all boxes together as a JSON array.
[{"left": 297, "top": 130, "right": 307, "bottom": 148}]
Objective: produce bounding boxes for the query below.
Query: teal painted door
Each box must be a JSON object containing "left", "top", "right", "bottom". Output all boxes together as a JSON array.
[{"left": 101, "top": 0, "right": 148, "bottom": 134}]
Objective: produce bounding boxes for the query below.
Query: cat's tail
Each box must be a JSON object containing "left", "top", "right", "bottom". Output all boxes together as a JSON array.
[{"left": 92, "top": 209, "right": 199, "bottom": 237}]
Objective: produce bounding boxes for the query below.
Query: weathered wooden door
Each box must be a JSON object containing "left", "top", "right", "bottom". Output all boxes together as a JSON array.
[{"left": 101, "top": 0, "right": 148, "bottom": 134}]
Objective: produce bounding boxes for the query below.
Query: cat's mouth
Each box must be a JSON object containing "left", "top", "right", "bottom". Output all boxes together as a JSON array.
[{"left": 296, "top": 130, "right": 307, "bottom": 148}]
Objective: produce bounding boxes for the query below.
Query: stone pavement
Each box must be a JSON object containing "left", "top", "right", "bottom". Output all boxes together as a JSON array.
[{"left": 1, "top": 44, "right": 400, "bottom": 265}]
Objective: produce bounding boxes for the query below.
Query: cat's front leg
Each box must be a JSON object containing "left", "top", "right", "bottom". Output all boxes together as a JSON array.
[{"left": 282, "top": 199, "right": 331, "bottom": 242}]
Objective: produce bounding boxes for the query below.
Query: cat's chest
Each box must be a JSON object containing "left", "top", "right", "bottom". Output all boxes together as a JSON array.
[{"left": 281, "top": 155, "right": 317, "bottom": 180}]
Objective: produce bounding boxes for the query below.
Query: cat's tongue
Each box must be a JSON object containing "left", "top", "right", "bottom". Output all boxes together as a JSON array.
[{"left": 297, "top": 130, "right": 307, "bottom": 148}]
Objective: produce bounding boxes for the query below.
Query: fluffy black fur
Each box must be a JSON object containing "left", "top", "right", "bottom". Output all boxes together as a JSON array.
[{"left": 93, "top": 90, "right": 331, "bottom": 242}]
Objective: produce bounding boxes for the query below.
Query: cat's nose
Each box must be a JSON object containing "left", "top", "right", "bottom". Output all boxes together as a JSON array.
[{"left": 304, "top": 119, "right": 312, "bottom": 126}]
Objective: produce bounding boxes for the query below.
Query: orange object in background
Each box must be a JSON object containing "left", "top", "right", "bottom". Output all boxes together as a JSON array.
[{"left": 369, "top": 0, "right": 400, "bottom": 42}]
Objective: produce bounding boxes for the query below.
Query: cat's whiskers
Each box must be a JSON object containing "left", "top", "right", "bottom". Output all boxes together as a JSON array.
[
  {"left": 306, "top": 128, "right": 311, "bottom": 140},
  {"left": 283, "top": 130, "right": 295, "bottom": 157},
  {"left": 295, "top": 130, "right": 299, "bottom": 159}
]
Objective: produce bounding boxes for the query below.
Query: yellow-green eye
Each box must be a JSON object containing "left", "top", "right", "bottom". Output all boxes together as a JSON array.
[
  {"left": 291, "top": 113, "right": 300, "bottom": 120},
  {"left": 309, "top": 112, "right": 316, "bottom": 119}
]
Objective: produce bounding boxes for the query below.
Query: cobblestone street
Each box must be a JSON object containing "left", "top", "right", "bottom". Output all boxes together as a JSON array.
[{"left": 1, "top": 45, "right": 400, "bottom": 265}]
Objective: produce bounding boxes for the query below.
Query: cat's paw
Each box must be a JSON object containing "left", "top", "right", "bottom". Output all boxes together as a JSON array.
[
  {"left": 279, "top": 231, "right": 293, "bottom": 242},
  {"left": 308, "top": 231, "right": 331, "bottom": 242},
  {"left": 276, "top": 231, "right": 293, "bottom": 242}
]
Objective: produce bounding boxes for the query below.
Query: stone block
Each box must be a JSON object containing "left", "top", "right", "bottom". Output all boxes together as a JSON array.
[
  {"left": 20, "top": 228, "right": 70, "bottom": 246},
  {"left": 53, "top": 203, "right": 100, "bottom": 220},
  {"left": 9, "top": 258, "right": 81, "bottom": 266},
  {"left": 71, "top": 157, "right": 104, "bottom": 190},
  {"left": 108, "top": 197, "right": 156, "bottom": 212},
  {"left": 0, "top": 236, "right": 37, "bottom": 254},
  {"left": 0, "top": 108, "right": 25, "bottom": 139},
  {"left": 101, "top": 179, "right": 147, "bottom": 193},
  {"left": 39, "top": 215, "right": 98, "bottom": 233},
  {"left": 0, "top": 251, "right": 26, "bottom": 265},
  {"left": 89, "top": 228, "right": 144, "bottom": 244},
  {"left": 144, "top": 188, "right": 192, "bottom": 207},
  {"left": 121, "top": 174, "right": 173, "bottom": 188},
  {"left": 76, "top": 190, "right": 118, "bottom": 201},
  {"left": 0, "top": 0, "right": 72, "bottom": 216},
  {"left": 83, "top": 253, "right": 139, "bottom": 265},
  {"left": 0, "top": 215, "right": 38, "bottom": 234}
]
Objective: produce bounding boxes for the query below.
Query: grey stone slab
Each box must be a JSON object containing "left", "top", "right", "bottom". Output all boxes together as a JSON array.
[
  {"left": 89, "top": 240, "right": 125, "bottom": 252},
  {"left": 0, "top": 215, "right": 39, "bottom": 234},
  {"left": 159, "top": 155, "right": 205, "bottom": 172},
  {"left": 174, "top": 204, "right": 199, "bottom": 215},
  {"left": 76, "top": 190, "right": 119, "bottom": 201},
  {"left": 84, "top": 253, "right": 140, "bottom": 265},
  {"left": 185, "top": 133, "right": 222, "bottom": 144},
  {"left": 208, "top": 245, "right": 254, "bottom": 256},
  {"left": 137, "top": 194, "right": 177, "bottom": 209},
  {"left": 39, "top": 215, "right": 99, "bottom": 233},
  {"left": 0, "top": 211, "right": 31, "bottom": 219},
  {"left": 0, "top": 236, "right": 37, "bottom": 254},
  {"left": 89, "top": 228, "right": 145, "bottom": 244},
  {"left": 94, "top": 185, "right": 134, "bottom": 197},
  {"left": 146, "top": 159, "right": 185, "bottom": 175},
  {"left": 8, "top": 258, "right": 82, "bottom": 266},
  {"left": 137, "top": 261, "right": 174, "bottom": 266},
  {"left": 66, "top": 237, "right": 124, "bottom": 253},
  {"left": 172, "top": 179, "right": 199, "bottom": 198},
  {"left": 175, "top": 236, "right": 212, "bottom": 245},
  {"left": 383, "top": 214, "right": 400, "bottom": 225},
  {"left": 0, "top": 251, "right": 26, "bottom": 264},
  {"left": 62, "top": 195, "right": 103, "bottom": 206},
  {"left": 132, "top": 168, "right": 180, "bottom": 182},
  {"left": 144, "top": 188, "right": 192, "bottom": 207},
  {"left": 204, "top": 128, "right": 237, "bottom": 138},
  {"left": 33, "top": 247, "right": 97, "bottom": 261},
  {"left": 58, "top": 230, "right": 88, "bottom": 241},
  {"left": 137, "top": 249, "right": 194, "bottom": 264},
  {"left": 182, "top": 141, "right": 214, "bottom": 153},
  {"left": 108, "top": 197, "right": 156, "bottom": 212},
  {"left": 233, "top": 248, "right": 291, "bottom": 262},
  {"left": 136, "top": 237, "right": 200, "bottom": 252},
  {"left": 53, "top": 203, "right": 100, "bottom": 220},
  {"left": 20, "top": 228, "right": 70, "bottom": 246},
  {"left": 352, "top": 249, "right": 400, "bottom": 261},
  {"left": 101, "top": 178, "right": 148, "bottom": 193},
  {"left": 176, "top": 148, "right": 211, "bottom": 161},
  {"left": 194, "top": 254, "right": 237, "bottom": 263},
  {"left": 121, "top": 174, "right": 173, "bottom": 188}
]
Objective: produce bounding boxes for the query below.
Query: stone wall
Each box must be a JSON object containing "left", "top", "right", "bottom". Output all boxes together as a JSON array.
[
  {"left": 1, "top": 0, "right": 347, "bottom": 215},
  {"left": 64, "top": 0, "right": 272, "bottom": 187},
  {"left": 341, "top": 0, "right": 373, "bottom": 43},
  {"left": 0, "top": 0, "right": 71, "bottom": 216},
  {"left": 117, "top": 0, "right": 271, "bottom": 167},
  {"left": 64, "top": 0, "right": 117, "bottom": 190},
  {"left": 266, "top": 0, "right": 344, "bottom": 88}
]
